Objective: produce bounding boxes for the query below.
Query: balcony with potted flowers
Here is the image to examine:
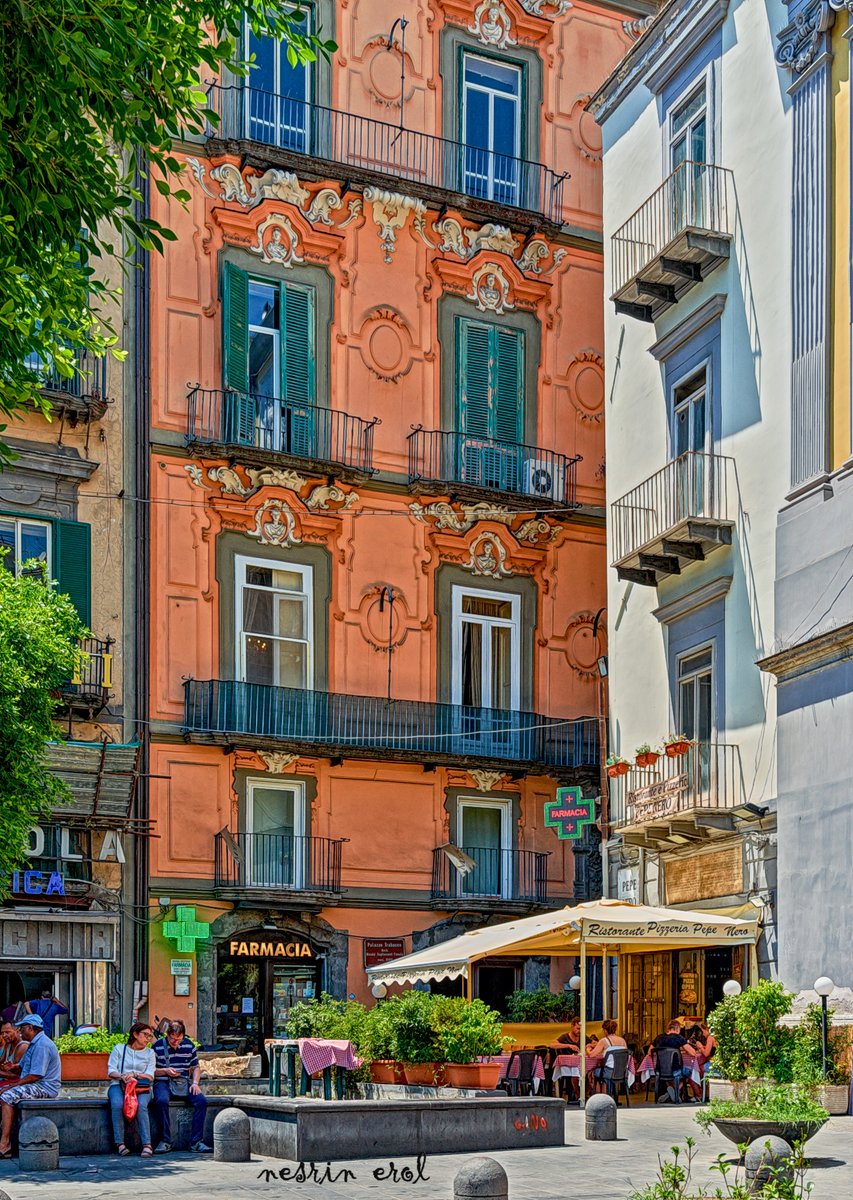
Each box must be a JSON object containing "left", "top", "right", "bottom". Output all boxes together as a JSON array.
[{"left": 609, "top": 740, "right": 746, "bottom": 849}]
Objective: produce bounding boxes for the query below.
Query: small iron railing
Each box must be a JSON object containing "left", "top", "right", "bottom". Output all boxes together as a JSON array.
[
  {"left": 610, "top": 743, "right": 744, "bottom": 828},
  {"left": 431, "top": 846, "right": 548, "bottom": 904},
  {"left": 611, "top": 162, "right": 734, "bottom": 296},
  {"left": 187, "top": 387, "right": 378, "bottom": 473},
  {"left": 184, "top": 680, "right": 600, "bottom": 770},
  {"left": 28, "top": 347, "right": 108, "bottom": 404},
  {"left": 610, "top": 452, "right": 733, "bottom": 564},
  {"left": 408, "top": 429, "right": 579, "bottom": 507},
  {"left": 215, "top": 831, "right": 343, "bottom": 893},
  {"left": 59, "top": 638, "right": 113, "bottom": 708},
  {"left": 206, "top": 84, "right": 568, "bottom": 222}
]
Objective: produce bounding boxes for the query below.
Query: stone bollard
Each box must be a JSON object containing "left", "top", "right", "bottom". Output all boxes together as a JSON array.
[
  {"left": 744, "top": 1136, "right": 793, "bottom": 1191},
  {"left": 585, "top": 1093, "right": 617, "bottom": 1141},
  {"left": 453, "top": 1156, "right": 509, "bottom": 1200},
  {"left": 18, "top": 1115, "right": 59, "bottom": 1172},
  {"left": 213, "top": 1106, "right": 251, "bottom": 1163}
]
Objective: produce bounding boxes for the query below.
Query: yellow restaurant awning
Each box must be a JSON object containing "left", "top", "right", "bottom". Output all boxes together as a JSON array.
[{"left": 366, "top": 899, "right": 759, "bottom": 986}]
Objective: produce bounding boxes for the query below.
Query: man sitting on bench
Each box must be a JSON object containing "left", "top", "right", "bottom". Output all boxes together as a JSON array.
[{"left": 0, "top": 1015, "right": 62, "bottom": 1158}]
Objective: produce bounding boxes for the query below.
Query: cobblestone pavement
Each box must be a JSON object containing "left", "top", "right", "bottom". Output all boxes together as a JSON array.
[{"left": 0, "top": 1108, "right": 850, "bottom": 1200}]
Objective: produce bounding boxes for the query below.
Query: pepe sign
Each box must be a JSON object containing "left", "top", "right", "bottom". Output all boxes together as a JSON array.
[{"left": 544, "top": 787, "right": 595, "bottom": 840}]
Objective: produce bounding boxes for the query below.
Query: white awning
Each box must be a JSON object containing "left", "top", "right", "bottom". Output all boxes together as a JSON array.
[{"left": 366, "top": 898, "right": 760, "bottom": 986}]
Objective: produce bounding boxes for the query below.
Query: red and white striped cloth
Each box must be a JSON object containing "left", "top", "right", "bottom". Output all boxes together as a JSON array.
[
  {"left": 552, "top": 1053, "right": 636, "bottom": 1089},
  {"left": 266, "top": 1038, "right": 361, "bottom": 1076}
]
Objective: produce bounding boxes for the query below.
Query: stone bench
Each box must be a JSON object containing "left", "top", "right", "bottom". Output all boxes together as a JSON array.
[{"left": 18, "top": 1095, "right": 238, "bottom": 1155}]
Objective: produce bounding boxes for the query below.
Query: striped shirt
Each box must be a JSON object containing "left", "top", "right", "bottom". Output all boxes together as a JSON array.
[{"left": 153, "top": 1036, "right": 199, "bottom": 1077}]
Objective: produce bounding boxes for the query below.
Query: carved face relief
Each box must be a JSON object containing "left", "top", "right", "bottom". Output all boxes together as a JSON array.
[
  {"left": 464, "top": 532, "right": 512, "bottom": 578},
  {"left": 249, "top": 213, "right": 304, "bottom": 267},
  {"left": 247, "top": 498, "right": 302, "bottom": 547},
  {"left": 468, "top": 0, "right": 517, "bottom": 49},
  {"left": 468, "top": 263, "right": 513, "bottom": 314}
]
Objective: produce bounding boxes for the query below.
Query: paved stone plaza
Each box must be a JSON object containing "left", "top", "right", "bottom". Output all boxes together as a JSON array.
[{"left": 0, "top": 1108, "right": 851, "bottom": 1200}]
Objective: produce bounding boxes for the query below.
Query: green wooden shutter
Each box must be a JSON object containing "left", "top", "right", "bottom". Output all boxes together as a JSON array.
[
  {"left": 222, "top": 262, "right": 253, "bottom": 444},
  {"left": 282, "top": 282, "right": 316, "bottom": 457},
  {"left": 457, "top": 318, "right": 492, "bottom": 438},
  {"left": 55, "top": 520, "right": 91, "bottom": 627},
  {"left": 494, "top": 328, "right": 523, "bottom": 444}
]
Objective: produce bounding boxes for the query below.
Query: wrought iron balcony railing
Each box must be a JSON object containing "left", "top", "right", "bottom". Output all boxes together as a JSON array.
[
  {"left": 610, "top": 452, "right": 734, "bottom": 585},
  {"left": 57, "top": 638, "right": 113, "bottom": 715},
  {"left": 215, "top": 831, "right": 344, "bottom": 894},
  {"left": 431, "top": 845, "right": 548, "bottom": 905},
  {"left": 408, "top": 429, "right": 579, "bottom": 507},
  {"left": 184, "top": 680, "right": 600, "bottom": 772},
  {"left": 611, "top": 162, "right": 734, "bottom": 319},
  {"left": 187, "top": 387, "right": 378, "bottom": 474},
  {"left": 610, "top": 743, "right": 744, "bottom": 837},
  {"left": 27, "top": 347, "right": 109, "bottom": 422},
  {"left": 206, "top": 84, "right": 568, "bottom": 223}
]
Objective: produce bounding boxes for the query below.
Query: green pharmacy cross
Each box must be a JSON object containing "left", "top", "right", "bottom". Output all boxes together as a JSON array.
[
  {"left": 163, "top": 906, "right": 210, "bottom": 953},
  {"left": 544, "top": 787, "right": 595, "bottom": 841}
]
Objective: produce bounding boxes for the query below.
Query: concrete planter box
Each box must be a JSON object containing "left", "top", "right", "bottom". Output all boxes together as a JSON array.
[
  {"left": 59, "top": 1053, "right": 109, "bottom": 1082},
  {"left": 817, "top": 1084, "right": 849, "bottom": 1115},
  {"left": 706, "top": 1078, "right": 750, "bottom": 1103}
]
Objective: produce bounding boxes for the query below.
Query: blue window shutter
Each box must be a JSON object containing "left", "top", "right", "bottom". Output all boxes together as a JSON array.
[
  {"left": 55, "top": 520, "right": 91, "bottom": 626},
  {"left": 282, "top": 282, "right": 316, "bottom": 457}
]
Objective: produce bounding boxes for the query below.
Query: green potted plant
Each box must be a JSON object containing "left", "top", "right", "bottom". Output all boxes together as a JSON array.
[
  {"left": 54, "top": 1029, "right": 128, "bottom": 1081},
  {"left": 393, "top": 990, "right": 446, "bottom": 1086},
  {"left": 707, "top": 980, "right": 794, "bottom": 1101},
  {"left": 696, "top": 1082, "right": 829, "bottom": 1149},
  {"left": 663, "top": 733, "right": 692, "bottom": 757},
  {"left": 440, "top": 999, "right": 509, "bottom": 1089},
  {"left": 606, "top": 754, "right": 630, "bottom": 778},
  {"left": 362, "top": 1000, "right": 403, "bottom": 1084},
  {"left": 635, "top": 743, "right": 659, "bottom": 768},
  {"left": 790, "top": 1001, "right": 850, "bottom": 1114}
]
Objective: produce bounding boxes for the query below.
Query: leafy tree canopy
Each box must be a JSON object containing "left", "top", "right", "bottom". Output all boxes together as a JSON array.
[
  {"left": 0, "top": 0, "right": 332, "bottom": 459},
  {"left": 0, "top": 559, "right": 86, "bottom": 894}
]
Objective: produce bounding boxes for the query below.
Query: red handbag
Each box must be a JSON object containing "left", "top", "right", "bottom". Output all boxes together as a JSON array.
[{"left": 123, "top": 1077, "right": 138, "bottom": 1120}]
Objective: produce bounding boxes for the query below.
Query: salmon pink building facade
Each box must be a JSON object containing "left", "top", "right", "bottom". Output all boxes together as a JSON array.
[{"left": 143, "top": 0, "right": 649, "bottom": 1051}]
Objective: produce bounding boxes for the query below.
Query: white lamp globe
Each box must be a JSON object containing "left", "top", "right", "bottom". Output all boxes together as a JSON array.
[
  {"left": 814, "top": 976, "right": 834, "bottom": 998},
  {"left": 371, "top": 983, "right": 387, "bottom": 999},
  {"left": 568, "top": 975, "right": 582, "bottom": 991},
  {"left": 722, "top": 979, "right": 742, "bottom": 998}
]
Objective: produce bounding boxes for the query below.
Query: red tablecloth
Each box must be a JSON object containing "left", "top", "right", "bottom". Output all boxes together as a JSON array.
[
  {"left": 266, "top": 1038, "right": 361, "bottom": 1075},
  {"left": 552, "top": 1053, "right": 636, "bottom": 1088},
  {"left": 638, "top": 1050, "right": 705, "bottom": 1085}
]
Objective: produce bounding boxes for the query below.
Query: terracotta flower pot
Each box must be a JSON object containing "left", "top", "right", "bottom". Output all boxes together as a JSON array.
[
  {"left": 59, "top": 1051, "right": 110, "bottom": 1081},
  {"left": 369, "top": 1060, "right": 404, "bottom": 1084},
  {"left": 443, "top": 1062, "right": 503, "bottom": 1089},
  {"left": 607, "top": 761, "right": 629, "bottom": 778},
  {"left": 635, "top": 752, "right": 659, "bottom": 768},
  {"left": 403, "top": 1062, "right": 445, "bottom": 1086},
  {"left": 665, "top": 740, "right": 690, "bottom": 758}
]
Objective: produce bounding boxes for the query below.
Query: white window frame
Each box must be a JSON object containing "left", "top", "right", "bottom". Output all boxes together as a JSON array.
[
  {"left": 669, "top": 358, "right": 712, "bottom": 460},
  {"left": 244, "top": 10, "right": 313, "bottom": 146},
  {"left": 248, "top": 278, "right": 282, "bottom": 401},
  {"left": 235, "top": 554, "right": 314, "bottom": 689},
  {"left": 0, "top": 515, "right": 52, "bottom": 576},
  {"left": 458, "top": 795, "right": 513, "bottom": 900},
  {"left": 461, "top": 52, "right": 523, "bottom": 202},
  {"left": 450, "top": 585, "right": 521, "bottom": 710},
  {"left": 676, "top": 642, "right": 716, "bottom": 743},
  {"left": 246, "top": 776, "right": 306, "bottom": 889},
  {"left": 666, "top": 64, "right": 715, "bottom": 173}
]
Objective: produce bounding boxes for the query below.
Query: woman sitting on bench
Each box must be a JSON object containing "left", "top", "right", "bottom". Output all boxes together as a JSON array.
[{"left": 107, "top": 1023, "right": 156, "bottom": 1157}]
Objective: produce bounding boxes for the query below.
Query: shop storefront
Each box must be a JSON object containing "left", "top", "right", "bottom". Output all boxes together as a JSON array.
[
  {"left": 623, "top": 945, "right": 745, "bottom": 1044},
  {"left": 215, "top": 929, "right": 322, "bottom": 1061}
]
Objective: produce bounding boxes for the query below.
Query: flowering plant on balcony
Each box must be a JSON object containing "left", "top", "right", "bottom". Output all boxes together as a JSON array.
[
  {"left": 606, "top": 755, "right": 630, "bottom": 778},
  {"left": 635, "top": 743, "right": 660, "bottom": 769},
  {"left": 663, "top": 734, "right": 693, "bottom": 758}
]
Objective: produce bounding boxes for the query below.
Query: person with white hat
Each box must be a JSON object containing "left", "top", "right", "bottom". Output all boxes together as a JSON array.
[{"left": 0, "top": 1014, "right": 62, "bottom": 1158}]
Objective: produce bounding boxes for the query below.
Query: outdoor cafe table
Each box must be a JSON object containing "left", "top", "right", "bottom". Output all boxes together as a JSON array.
[
  {"left": 479, "top": 1052, "right": 545, "bottom": 1093},
  {"left": 637, "top": 1051, "right": 706, "bottom": 1087},
  {"left": 552, "top": 1053, "right": 637, "bottom": 1090},
  {"left": 267, "top": 1037, "right": 361, "bottom": 1099}
]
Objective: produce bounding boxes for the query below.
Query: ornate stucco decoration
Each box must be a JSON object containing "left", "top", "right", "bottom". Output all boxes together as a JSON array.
[
  {"left": 467, "top": 262, "right": 513, "bottom": 313},
  {"left": 622, "top": 16, "right": 654, "bottom": 41},
  {"left": 187, "top": 157, "right": 355, "bottom": 233},
  {"left": 775, "top": 0, "right": 835, "bottom": 72},
  {"left": 468, "top": 0, "right": 517, "bottom": 49},
  {"left": 569, "top": 95, "right": 602, "bottom": 163},
  {"left": 516, "top": 0, "right": 572, "bottom": 16},
  {"left": 363, "top": 187, "right": 427, "bottom": 263},
  {"left": 410, "top": 500, "right": 560, "bottom": 545},
  {"left": 468, "top": 769, "right": 506, "bottom": 792},
  {"left": 517, "top": 239, "right": 566, "bottom": 275},
  {"left": 249, "top": 212, "right": 304, "bottom": 267},
  {"left": 566, "top": 350, "right": 605, "bottom": 423},
  {"left": 428, "top": 218, "right": 565, "bottom": 279},
  {"left": 304, "top": 188, "right": 343, "bottom": 226},
  {"left": 463, "top": 532, "right": 512, "bottom": 577},
  {"left": 304, "top": 483, "right": 359, "bottom": 511},
  {"left": 467, "top": 223, "right": 518, "bottom": 256},
  {"left": 560, "top": 611, "right": 606, "bottom": 682},
  {"left": 259, "top": 751, "right": 299, "bottom": 773},
  {"left": 358, "top": 587, "right": 411, "bottom": 654},
  {"left": 358, "top": 309, "right": 415, "bottom": 383},
  {"left": 247, "top": 498, "right": 302, "bottom": 547},
  {"left": 184, "top": 463, "right": 307, "bottom": 497}
]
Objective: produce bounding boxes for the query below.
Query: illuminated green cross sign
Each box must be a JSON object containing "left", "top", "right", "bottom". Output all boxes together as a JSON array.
[
  {"left": 163, "top": 906, "right": 210, "bottom": 953},
  {"left": 544, "top": 787, "right": 595, "bottom": 840}
]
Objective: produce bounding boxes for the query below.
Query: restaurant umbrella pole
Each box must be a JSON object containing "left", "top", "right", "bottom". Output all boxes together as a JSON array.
[{"left": 579, "top": 937, "right": 587, "bottom": 1108}]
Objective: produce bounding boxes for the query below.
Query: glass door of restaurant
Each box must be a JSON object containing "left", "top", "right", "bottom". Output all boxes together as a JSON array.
[{"left": 624, "top": 952, "right": 672, "bottom": 1047}]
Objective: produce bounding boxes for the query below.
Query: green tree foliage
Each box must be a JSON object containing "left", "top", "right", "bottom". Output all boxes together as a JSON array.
[
  {"left": 0, "top": 560, "right": 84, "bottom": 894},
  {"left": 0, "top": 0, "right": 333, "bottom": 456}
]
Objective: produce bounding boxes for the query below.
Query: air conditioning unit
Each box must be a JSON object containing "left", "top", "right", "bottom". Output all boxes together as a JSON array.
[{"left": 524, "top": 458, "right": 564, "bottom": 500}]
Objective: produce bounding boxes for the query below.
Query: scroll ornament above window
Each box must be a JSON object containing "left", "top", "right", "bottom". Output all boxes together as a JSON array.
[{"left": 775, "top": 0, "right": 853, "bottom": 74}]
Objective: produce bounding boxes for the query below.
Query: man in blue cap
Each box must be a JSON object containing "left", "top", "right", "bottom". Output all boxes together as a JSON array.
[{"left": 0, "top": 1015, "right": 62, "bottom": 1157}]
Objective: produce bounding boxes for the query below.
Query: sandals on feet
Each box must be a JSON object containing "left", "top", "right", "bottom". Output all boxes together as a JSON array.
[
  {"left": 117, "top": 1144, "right": 130, "bottom": 1156},
  {"left": 141, "top": 1146, "right": 153, "bottom": 1158}
]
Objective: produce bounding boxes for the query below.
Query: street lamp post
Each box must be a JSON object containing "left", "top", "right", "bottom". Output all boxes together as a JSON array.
[
  {"left": 814, "top": 976, "right": 834, "bottom": 1079},
  {"left": 722, "top": 979, "right": 742, "bottom": 998}
]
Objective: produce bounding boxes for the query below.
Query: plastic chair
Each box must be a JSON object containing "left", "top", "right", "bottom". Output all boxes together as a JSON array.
[
  {"left": 503, "top": 1050, "right": 542, "bottom": 1097},
  {"left": 598, "top": 1047, "right": 631, "bottom": 1107},
  {"left": 653, "top": 1047, "right": 686, "bottom": 1104}
]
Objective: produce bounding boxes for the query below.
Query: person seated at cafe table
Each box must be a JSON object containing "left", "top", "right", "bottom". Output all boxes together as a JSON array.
[
  {"left": 553, "top": 1018, "right": 581, "bottom": 1052},
  {"left": 587, "top": 1020, "right": 628, "bottom": 1092},
  {"left": 653, "top": 1020, "right": 699, "bottom": 1100}
]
